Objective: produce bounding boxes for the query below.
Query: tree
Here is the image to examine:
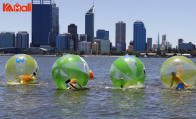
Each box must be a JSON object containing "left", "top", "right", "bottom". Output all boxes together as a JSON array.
[{"left": 79, "top": 51, "right": 85, "bottom": 55}]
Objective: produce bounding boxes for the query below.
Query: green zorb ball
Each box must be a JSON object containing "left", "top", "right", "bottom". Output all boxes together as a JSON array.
[
  {"left": 52, "top": 54, "right": 90, "bottom": 89},
  {"left": 5, "top": 54, "right": 39, "bottom": 84},
  {"left": 160, "top": 56, "right": 196, "bottom": 88},
  {"left": 110, "top": 55, "right": 146, "bottom": 88}
]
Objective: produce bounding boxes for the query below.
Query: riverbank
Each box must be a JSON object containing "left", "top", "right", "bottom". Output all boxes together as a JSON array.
[{"left": 0, "top": 53, "right": 195, "bottom": 58}]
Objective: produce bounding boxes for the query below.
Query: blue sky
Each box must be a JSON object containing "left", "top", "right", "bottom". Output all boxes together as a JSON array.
[{"left": 0, "top": 0, "right": 196, "bottom": 48}]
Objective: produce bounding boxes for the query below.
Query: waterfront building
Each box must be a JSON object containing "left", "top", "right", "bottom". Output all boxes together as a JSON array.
[
  {"left": 96, "top": 29, "right": 109, "bottom": 40},
  {"left": 68, "top": 24, "right": 78, "bottom": 51},
  {"left": 178, "top": 38, "right": 184, "bottom": 49},
  {"left": 56, "top": 34, "right": 68, "bottom": 51},
  {"left": 133, "top": 20, "right": 146, "bottom": 52},
  {"left": 116, "top": 43, "right": 122, "bottom": 51},
  {"left": 165, "top": 42, "right": 172, "bottom": 49},
  {"left": 92, "top": 42, "right": 99, "bottom": 54},
  {"left": 115, "top": 21, "right": 126, "bottom": 51},
  {"left": 56, "top": 33, "right": 74, "bottom": 51},
  {"left": 16, "top": 31, "right": 29, "bottom": 48},
  {"left": 179, "top": 42, "right": 195, "bottom": 51},
  {"left": 0, "top": 32, "right": 15, "bottom": 48},
  {"left": 100, "top": 39, "right": 110, "bottom": 54},
  {"left": 32, "top": 0, "right": 59, "bottom": 47},
  {"left": 128, "top": 41, "right": 134, "bottom": 52},
  {"left": 160, "top": 34, "right": 166, "bottom": 50},
  {"left": 78, "top": 41, "right": 92, "bottom": 55},
  {"left": 147, "top": 38, "right": 152, "bottom": 51},
  {"left": 79, "top": 34, "right": 88, "bottom": 42},
  {"left": 85, "top": 6, "right": 94, "bottom": 43}
]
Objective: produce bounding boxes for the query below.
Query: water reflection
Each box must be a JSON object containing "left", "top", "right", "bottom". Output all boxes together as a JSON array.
[
  {"left": 109, "top": 88, "right": 145, "bottom": 118},
  {"left": 0, "top": 84, "right": 42, "bottom": 118},
  {"left": 159, "top": 89, "right": 196, "bottom": 118},
  {"left": 51, "top": 89, "right": 88, "bottom": 118}
]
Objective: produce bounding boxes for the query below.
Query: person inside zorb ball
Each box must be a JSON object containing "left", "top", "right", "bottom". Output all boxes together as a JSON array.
[
  {"left": 160, "top": 56, "right": 196, "bottom": 89},
  {"left": 52, "top": 54, "right": 90, "bottom": 90},
  {"left": 5, "top": 54, "right": 39, "bottom": 84},
  {"left": 110, "top": 55, "right": 146, "bottom": 88}
]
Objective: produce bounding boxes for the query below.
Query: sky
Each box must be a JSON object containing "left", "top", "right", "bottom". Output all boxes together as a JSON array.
[{"left": 0, "top": 0, "right": 196, "bottom": 48}]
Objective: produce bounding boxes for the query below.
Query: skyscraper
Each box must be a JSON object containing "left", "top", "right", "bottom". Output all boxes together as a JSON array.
[
  {"left": 0, "top": 32, "right": 15, "bottom": 48},
  {"left": 147, "top": 38, "right": 152, "bottom": 51},
  {"left": 96, "top": 29, "right": 109, "bottom": 40},
  {"left": 68, "top": 24, "right": 78, "bottom": 51},
  {"left": 17, "top": 31, "right": 29, "bottom": 48},
  {"left": 85, "top": 6, "right": 94, "bottom": 43},
  {"left": 79, "top": 34, "right": 88, "bottom": 42},
  {"left": 133, "top": 20, "right": 146, "bottom": 52},
  {"left": 178, "top": 38, "right": 183, "bottom": 49},
  {"left": 115, "top": 21, "right": 126, "bottom": 51},
  {"left": 32, "top": 0, "right": 59, "bottom": 47},
  {"left": 161, "top": 34, "right": 166, "bottom": 50},
  {"left": 162, "top": 34, "right": 166, "bottom": 44}
]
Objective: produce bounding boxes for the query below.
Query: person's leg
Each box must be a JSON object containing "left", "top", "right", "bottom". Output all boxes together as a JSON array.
[
  {"left": 182, "top": 82, "right": 189, "bottom": 87},
  {"left": 176, "top": 83, "right": 184, "bottom": 89},
  {"left": 176, "top": 84, "right": 180, "bottom": 89}
]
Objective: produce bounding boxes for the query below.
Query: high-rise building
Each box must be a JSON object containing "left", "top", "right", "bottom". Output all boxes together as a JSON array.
[
  {"left": 128, "top": 41, "right": 134, "bottom": 52},
  {"left": 161, "top": 34, "right": 166, "bottom": 50},
  {"left": 78, "top": 41, "right": 92, "bottom": 55},
  {"left": 179, "top": 42, "right": 195, "bottom": 51},
  {"left": 63, "top": 33, "right": 74, "bottom": 51},
  {"left": 16, "top": 31, "right": 29, "bottom": 48},
  {"left": 56, "top": 34, "right": 68, "bottom": 51},
  {"left": 166, "top": 42, "right": 172, "bottom": 49},
  {"left": 115, "top": 21, "right": 126, "bottom": 51},
  {"left": 96, "top": 29, "right": 109, "bottom": 40},
  {"left": 133, "top": 20, "right": 146, "bottom": 52},
  {"left": 178, "top": 38, "right": 184, "bottom": 49},
  {"left": 147, "top": 38, "right": 152, "bottom": 51},
  {"left": 85, "top": 6, "right": 94, "bottom": 43},
  {"left": 56, "top": 33, "right": 74, "bottom": 51},
  {"left": 79, "top": 34, "right": 88, "bottom": 42},
  {"left": 100, "top": 39, "right": 110, "bottom": 54},
  {"left": 32, "top": 0, "right": 59, "bottom": 47},
  {"left": 0, "top": 32, "right": 15, "bottom": 48},
  {"left": 68, "top": 24, "right": 78, "bottom": 51},
  {"left": 92, "top": 42, "right": 99, "bottom": 54},
  {"left": 162, "top": 34, "right": 166, "bottom": 44}
]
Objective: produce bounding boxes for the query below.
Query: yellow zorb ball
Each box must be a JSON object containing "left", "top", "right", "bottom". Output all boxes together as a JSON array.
[
  {"left": 5, "top": 54, "right": 39, "bottom": 84},
  {"left": 160, "top": 56, "right": 196, "bottom": 88}
]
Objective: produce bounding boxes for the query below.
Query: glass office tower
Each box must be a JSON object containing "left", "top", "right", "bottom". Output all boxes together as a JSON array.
[
  {"left": 133, "top": 20, "right": 146, "bottom": 52},
  {"left": 115, "top": 21, "right": 126, "bottom": 51},
  {"left": 32, "top": 0, "right": 59, "bottom": 47},
  {"left": 85, "top": 6, "right": 94, "bottom": 43}
]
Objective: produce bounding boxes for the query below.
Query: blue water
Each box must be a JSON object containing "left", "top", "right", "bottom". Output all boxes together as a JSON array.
[{"left": 0, "top": 56, "right": 196, "bottom": 118}]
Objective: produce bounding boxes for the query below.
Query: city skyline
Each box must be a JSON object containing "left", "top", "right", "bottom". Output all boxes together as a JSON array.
[{"left": 0, "top": 0, "right": 196, "bottom": 47}]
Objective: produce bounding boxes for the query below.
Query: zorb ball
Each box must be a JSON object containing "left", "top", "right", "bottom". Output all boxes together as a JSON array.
[
  {"left": 5, "top": 54, "right": 39, "bottom": 84},
  {"left": 52, "top": 54, "right": 90, "bottom": 89},
  {"left": 160, "top": 56, "right": 196, "bottom": 88},
  {"left": 110, "top": 55, "right": 146, "bottom": 88}
]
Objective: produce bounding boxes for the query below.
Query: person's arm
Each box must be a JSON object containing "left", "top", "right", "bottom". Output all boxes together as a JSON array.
[
  {"left": 70, "top": 84, "right": 78, "bottom": 89},
  {"left": 78, "top": 83, "right": 83, "bottom": 88},
  {"left": 182, "top": 82, "right": 189, "bottom": 87},
  {"left": 170, "top": 79, "right": 174, "bottom": 89},
  {"left": 178, "top": 76, "right": 189, "bottom": 87}
]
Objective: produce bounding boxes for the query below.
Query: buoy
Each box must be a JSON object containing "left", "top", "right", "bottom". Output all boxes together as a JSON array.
[{"left": 89, "top": 70, "right": 94, "bottom": 79}]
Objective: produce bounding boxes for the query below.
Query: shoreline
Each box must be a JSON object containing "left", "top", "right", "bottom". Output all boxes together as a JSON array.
[{"left": 0, "top": 54, "right": 195, "bottom": 58}]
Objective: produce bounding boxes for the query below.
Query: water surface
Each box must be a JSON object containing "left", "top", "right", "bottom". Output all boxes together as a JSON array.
[{"left": 0, "top": 56, "right": 196, "bottom": 118}]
